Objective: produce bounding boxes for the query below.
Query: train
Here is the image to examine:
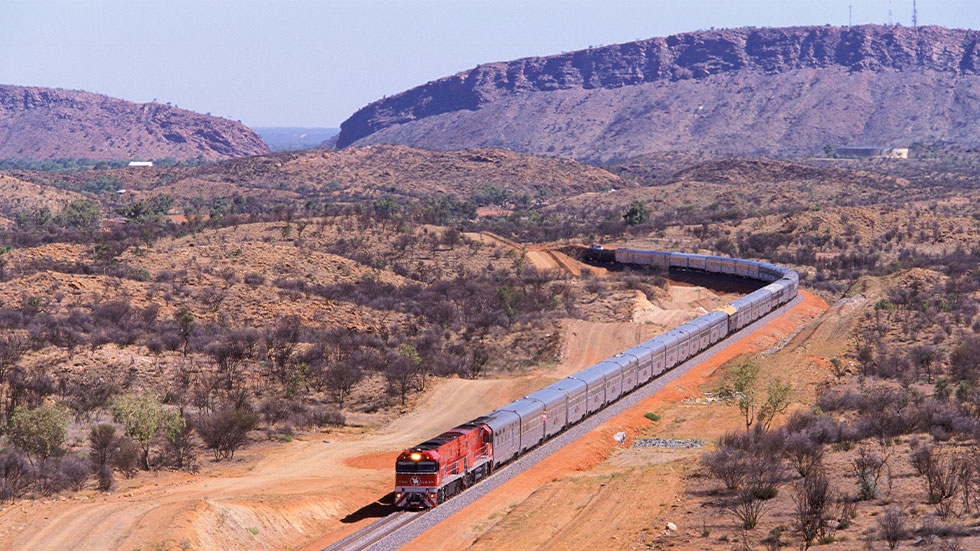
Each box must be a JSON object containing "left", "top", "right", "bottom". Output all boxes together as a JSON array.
[{"left": 393, "top": 247, "right": 799, "bottom": 509}]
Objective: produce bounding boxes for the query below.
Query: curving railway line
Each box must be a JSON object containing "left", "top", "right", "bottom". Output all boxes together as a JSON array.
[{"left": 323, "top": 247, "right": 801, "bottom": 551}]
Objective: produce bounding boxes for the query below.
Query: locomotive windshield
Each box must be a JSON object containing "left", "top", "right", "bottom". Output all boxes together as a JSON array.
[{"left": 396, "top": 460, "right": 438, "bottom": 473}]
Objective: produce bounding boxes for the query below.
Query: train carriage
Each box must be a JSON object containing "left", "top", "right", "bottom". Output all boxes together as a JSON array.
[
  {"left": 526, "top": 387, "right": 568, "bottom": 438},
  {"left": 662, "top": 329, "right": 686, "bottom": 370},
  {"left": 546, "top": 378, "right": 588, "bottom": 425},
  {"left": 669, "top": 253, "right": 689, "bottom": 269},
  {"left": 692, "top": 311, "right": 728, "bottom": 351},
  {"left": 589, "top": 361, "right": 624, "bottom": 403},
  {"left": 736, "top": 259, "right": 760, "bottom": 279},
  {"left": 622, "top": 342, "right": 655, "bottom": 384},
  {"left": 614, "top": 248, "right": 638, "bottom": 264},
  {"left": 605, "top": 353, "right": 639, "bottom": 393},
  {"left": 747, "top": 288, "right": 773, "bottom": 320},
  {"left": 676, "top": 321, "right": 705, "bottom": 357},
  {"left": 479, "top": 410, "right": 520, "bottom": 467},
  {"left": 687, "top": 254, "right": 708, "bottom": 271},
  {"left": 705, "top": 256, "right": 724, "bottom": 274},
  {"left": 719, "top": 257, "right": 737, "bottom": 275},
  {"left": 727, "top": 295, "right": 755, "bottom": 332},
  {"left": 498, "top": 398, "right": 546, "bottom": 454},
  {"left": 395, "top": 247, "right": 801, "bottom": 510},
  {"left": 569, "top": 367, "right": 606, "bottom": 414},
  {"left": 645, "top": 336, "right": 670, "bottom": 377}
]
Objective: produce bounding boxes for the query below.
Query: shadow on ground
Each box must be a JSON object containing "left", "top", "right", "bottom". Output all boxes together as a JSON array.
[{"left": 341, "top": 492, "right": 397, "bottom": 523}]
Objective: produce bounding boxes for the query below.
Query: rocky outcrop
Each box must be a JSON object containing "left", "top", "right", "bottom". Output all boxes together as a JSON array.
[
  {"left": 0, "top": 85, "right": 269, "bottom": 161},
  {"left": 336, "top": 25, "right": 980, "bottom": 160}
]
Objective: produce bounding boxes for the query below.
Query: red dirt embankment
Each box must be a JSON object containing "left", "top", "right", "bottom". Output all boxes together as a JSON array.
[{"left": 404, "top": 290, "right": 828, "bottom": 551}]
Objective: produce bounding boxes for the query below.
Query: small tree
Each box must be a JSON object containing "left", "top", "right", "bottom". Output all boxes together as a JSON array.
[
  {"left": 5, "top": 404, "right": 69, "bottom": 465},
  {"left": 88, "top": 424, "right": 118, "bottom": 467},
  {"left": 110, "top": 394, "right": 184, "bottom": 470},
  {"left": 387, "top": 355, "right": 420, "bottom": 406},
  {"left": 925, "top": 453, "right": 963, "bottom": 520},
  {"left": 704, "top": 447, "right": 749, "bottom": 491},
  {"left": 853, "top": 447, "right": 889, "bottom": 500},
  {"left": 321, "top": 362, "right": 363, "bottom": 407},
  {"left": 623, "top": 200, "right": 649, "bottom": 226},
  {"left": 0, "top": 245, "right": 10, "bottom": 280},
  {"left": 0, "top": 334, "right": 25, "bottom": 422},
  {"left": 759, "top": 378, "right": 792, "bottom": 430},
  {"left": 877, "top": 507, "right": 909, "bottom": 550},
  {"left": 163, "top": 415, "right": 196, "bottom": 470},
  {"left": 725, "top": 489, "right": 768, "bottom": 530},
  {"left": 729, "top": 359, "right": 760, "bottom": 430},
  {"left": 195, "top": 408, "right": 258, "bottom": 461},
  {"left": 175, "top": 307, "right": 195, "bottom": 356},
  {"left": 57, "top": 199, "right": 101, "bottom": 229},
  {"left": 793, "top": 468, "right": 832, "bottom": 550},
  {"left": 784, "top": 431, "right": 825, "bottom": 478},
  {"left": 0, "top": 451, "right": 34, "bottom": 502}
]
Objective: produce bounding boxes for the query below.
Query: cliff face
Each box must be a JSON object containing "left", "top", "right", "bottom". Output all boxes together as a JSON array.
[
  {"left": 336, "top": 25, "right": 980, "bottom": 160},
  {"left": 0, "top": 85, "right": 269, "bottom": 161}
]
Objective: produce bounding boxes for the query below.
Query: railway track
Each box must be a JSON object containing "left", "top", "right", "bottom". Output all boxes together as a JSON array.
[
  {"left": 320, "top": 293, "right": 803, "bottom": 551},
  {"left": 321, "top": 510, "right": 425, "bottom": 551}
]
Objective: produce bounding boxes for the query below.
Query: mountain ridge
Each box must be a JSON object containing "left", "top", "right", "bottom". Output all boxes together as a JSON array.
[
  {"left": 336, "top": 24, "right": 980, "bottom": 160},
  {"left": 0, "top": 84, "right": 269, "bottom": 161}
]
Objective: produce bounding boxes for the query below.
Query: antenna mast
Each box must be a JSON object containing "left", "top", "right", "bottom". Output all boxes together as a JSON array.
[
  {"left": 913, "top": 0, "right": 918, "bottom": 29},
  {"left": 888, "top": 0, "right": 893, "bottom": 25},
  {"left": 849, "top": 3, "right": 852, "bottom": 27}
]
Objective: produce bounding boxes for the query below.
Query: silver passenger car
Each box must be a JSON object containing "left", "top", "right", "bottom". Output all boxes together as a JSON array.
[
  {"left": 676, "top": 321, "right": 706, "bottom": 357},
  {"left": 498, "top": 398, "right": 546, "bottom": 454},
  {"left": 622, "top": 341, "right": 655, "bottom": 384},
  {"left": 526, "top": 387, "right": 568, "bottom": 438},
  {"left": 604, "top": 354, "right": 639, "bottom": 393},
  {"left": 662, "top": 329, "right": 688, "bottom": 370},
  {"left": 476, "top": 410, "right": 521, "bottom": 467},
  {"left": 569, "top": 367, "right": 606, "bottom": 414},
  {"left": 547, "top": 378, "right": 588, "bottom": 425},
  {"left": 586, "top": 361, "right": 624, "bottom": 403}
]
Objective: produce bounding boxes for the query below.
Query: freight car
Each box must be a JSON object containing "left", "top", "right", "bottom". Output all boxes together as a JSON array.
[{"left": 394, "top": 248, "right": 799, "bottom": 508}]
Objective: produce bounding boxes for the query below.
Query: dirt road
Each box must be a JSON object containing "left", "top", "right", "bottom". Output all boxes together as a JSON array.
[
  {"left": 462, "top": 232, "right": 598, "bottom": 277},
  {"left": 0, "top": 269, "right": 815, "bottom": 551},
  {"left": 0, "top": 317, "right": 673, "bottom": 551}
]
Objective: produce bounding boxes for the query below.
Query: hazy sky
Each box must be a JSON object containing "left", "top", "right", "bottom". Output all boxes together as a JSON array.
[{"left": 3, "top": 0, "right": 979, "bottom": 128}]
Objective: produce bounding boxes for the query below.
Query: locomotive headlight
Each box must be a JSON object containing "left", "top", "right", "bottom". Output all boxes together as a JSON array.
[{"left": 411, "top": 452, "right": 422, "bottom": 461}]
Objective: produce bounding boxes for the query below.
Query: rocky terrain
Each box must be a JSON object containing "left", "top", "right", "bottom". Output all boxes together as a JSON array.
[
  {"left": 336, "top": 25, "right": 980, "bottom": 161},
  {"left": 0, "top": 84, "right": 269, "bottom": 161},
  {"left": 6, "top": 145, "right": 628, "bottom": 214},
  {"left": 1, "top": 141, "right": 980, "bottom": 549}
]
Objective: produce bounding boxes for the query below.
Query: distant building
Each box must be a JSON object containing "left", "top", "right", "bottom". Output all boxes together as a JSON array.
[
  {"left": 128, "top": 161, "right": 154, "bottom": 167},
  {"left": 837, "top": 147, "right": 909, "bottom": 159}
]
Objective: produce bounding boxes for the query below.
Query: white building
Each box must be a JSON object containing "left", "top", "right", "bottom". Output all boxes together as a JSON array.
[{"left": 837, "top": 147, "right": 909, "bottom": 159}]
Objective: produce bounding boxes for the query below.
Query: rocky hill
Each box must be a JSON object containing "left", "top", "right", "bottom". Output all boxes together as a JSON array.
[
  {"left": 336, "top": 25, "right": 980, "bottom": 161},
  {"left": 0, "top": 84, "right": 269, "bottom": 161},
  {"left": 13, "top": 145, "right": 627, "bottom": 206}
]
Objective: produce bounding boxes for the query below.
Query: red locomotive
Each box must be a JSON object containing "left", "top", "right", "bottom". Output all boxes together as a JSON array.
[{"left": 394, "top": 421, "right": 492, "bottom": 508}]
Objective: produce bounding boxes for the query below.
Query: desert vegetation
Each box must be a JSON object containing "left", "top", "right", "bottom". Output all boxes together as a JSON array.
[{"left": 2, "top": 143, "right": 980, "bottom": 549}]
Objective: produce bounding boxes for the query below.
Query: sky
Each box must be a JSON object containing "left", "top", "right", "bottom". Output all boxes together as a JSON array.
[{"left": 3, "top": 0, "right": 980, "bottom": 128}]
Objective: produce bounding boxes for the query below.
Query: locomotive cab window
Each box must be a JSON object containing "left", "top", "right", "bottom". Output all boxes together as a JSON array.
[{"left": 396, "top": 460, "right": 438, "bottom": 473}]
